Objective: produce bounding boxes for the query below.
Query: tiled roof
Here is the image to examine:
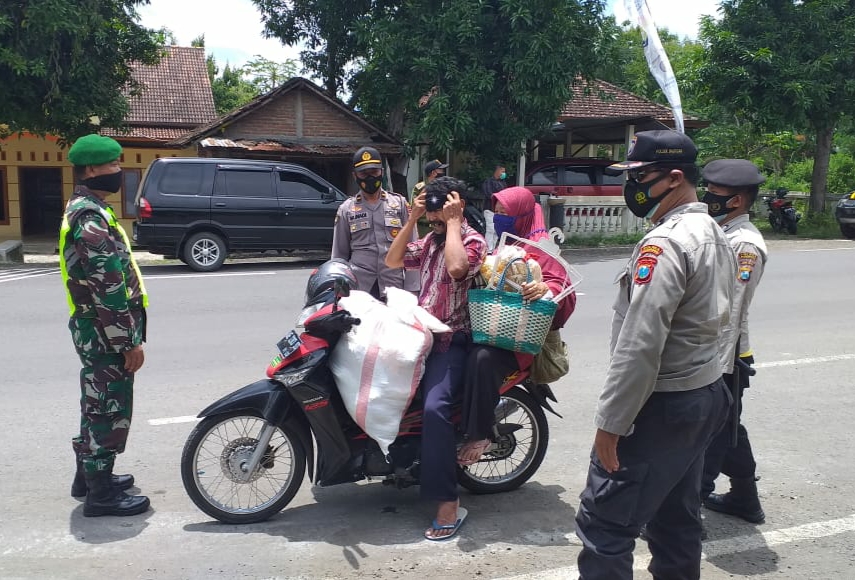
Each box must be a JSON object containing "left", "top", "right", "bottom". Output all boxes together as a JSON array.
[
  {"left": 561, "top": 79, "right": 701, "bottom": 124},
  {"left": 125, "top": 46, "right": 216, "bottom": 127},
  {"left": 198, "top": 137, "right": 402, "bottom": 156},
  {"left": 102, "top": 126, "right": 195, "bottom": 142}
]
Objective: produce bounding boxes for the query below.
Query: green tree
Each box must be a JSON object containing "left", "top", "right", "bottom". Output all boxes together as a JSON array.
[
  {"left": 241, "top": 55, "right": 298, "bottom": 94},
  {"left": 212, "top": 64, "right": 259, "bottom": 115},
  {"left": 0, "top": 0, "right": 163, "bottom": 140},
  {"left": 699, "top": 0, "right": 855, "bottom": 213},
  {"left": 251, "top": 0, "right": 376, "bottom": 97},
  {"left": 353, "top": 0, "right": 608, "bottom": 166}
]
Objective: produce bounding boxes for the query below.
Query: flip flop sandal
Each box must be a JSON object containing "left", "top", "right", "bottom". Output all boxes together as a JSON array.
[
  {"left": 424, "top": 507, "right": 468, "bottom": 542},
  {"left": 457, "top": 440, "right": 492, "bottom": 466}
]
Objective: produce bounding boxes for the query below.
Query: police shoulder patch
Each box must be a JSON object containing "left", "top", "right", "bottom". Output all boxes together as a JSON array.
[{"left": 634, "top": 256, "right": 658, "bottom": 285}]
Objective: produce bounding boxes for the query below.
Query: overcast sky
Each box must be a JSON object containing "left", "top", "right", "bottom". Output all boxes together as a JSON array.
[{"left": 137, "top": 0, "right": 722, "bottom": 70}]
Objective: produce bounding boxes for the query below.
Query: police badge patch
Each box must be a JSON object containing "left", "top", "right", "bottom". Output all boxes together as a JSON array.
[
  {"left": 737, "top": 251, "right": 757, "bottom": 283},
  {"left": 634, "top": 256, "right": 658, "bottom": 285}
]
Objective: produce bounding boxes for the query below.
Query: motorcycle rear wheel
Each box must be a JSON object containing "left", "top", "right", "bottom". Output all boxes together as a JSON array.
[
  {"left": 458, "top": 386, "right": 549, "bottom": 494},
  {"left": 181, "top": 411, "right": 306, "bottom": 524}
]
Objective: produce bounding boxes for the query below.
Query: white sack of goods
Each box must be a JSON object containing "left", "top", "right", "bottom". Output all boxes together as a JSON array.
[{"left": 329, "top": 287, "right": 450, "bottom": 455}]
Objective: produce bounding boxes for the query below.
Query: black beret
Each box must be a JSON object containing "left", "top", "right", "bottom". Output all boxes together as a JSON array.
[{"left": 702, "top": 159, "right": 766, "bottom": 187}]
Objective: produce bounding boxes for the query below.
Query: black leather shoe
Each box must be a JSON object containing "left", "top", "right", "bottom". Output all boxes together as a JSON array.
[
  {"left": 703, "top": 477, "right": 765, "bottom": 524},
  {"left": 83, "top": 472, "right": 150, "bottom": 517},
  {"left": 71, "top": 462, "right": 134, "bottom": 497}
]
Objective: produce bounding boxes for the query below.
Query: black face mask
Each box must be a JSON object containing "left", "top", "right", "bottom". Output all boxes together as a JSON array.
[
  {"left": 356, "top": 175, "right": 382, "bottom": 195},
  {"left": 623, "top": 173, "right": 675, "bottom": 218},
  {"left": 702, "top": 191, "right": 738, "bottom": 222},
  {"left": 82, "top": 170, "right": 123, "bottom": 194}
]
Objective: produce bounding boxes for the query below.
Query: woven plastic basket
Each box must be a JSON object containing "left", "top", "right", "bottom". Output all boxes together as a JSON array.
[{"left": 468, "top": 257, "right": 557, "bottom": 354}]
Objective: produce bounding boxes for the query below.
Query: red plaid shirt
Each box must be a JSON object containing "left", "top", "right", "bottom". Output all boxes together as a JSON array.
[{"left": 403, "top": 222, "right": 487, "bottom": 349}]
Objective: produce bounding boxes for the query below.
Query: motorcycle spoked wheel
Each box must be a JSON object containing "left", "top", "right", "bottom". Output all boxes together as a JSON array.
[
  {"left": 457, "top": 386, "right": 549, "bottom": 494},
  {"left": 181, "top": 411, "right": 306, "bottom": 524}
]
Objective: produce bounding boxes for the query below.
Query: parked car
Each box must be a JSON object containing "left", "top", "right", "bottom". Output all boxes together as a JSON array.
[
  {"left": 835, "top": 190, "right": 855, "bottom": 240},
  {"left": 133, "top": 158, "right": 346, "bottom": 271},
  {"left": 524, "top": 158, "right": 624, "bottom": 197}
]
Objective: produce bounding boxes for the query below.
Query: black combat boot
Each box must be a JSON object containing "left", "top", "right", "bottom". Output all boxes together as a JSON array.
[
  {"left": 71, "top": 459, "right": 135, "bottom": 498},
  {"left": 703, "top": 476, "right": 765, "bottom": 524},
  {"left": 83, "top": 471, "right": 150, "bottom": 517}
]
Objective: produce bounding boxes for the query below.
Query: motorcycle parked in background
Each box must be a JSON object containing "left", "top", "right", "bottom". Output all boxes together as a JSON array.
[
  {"left": 765, "top": 188, "right": 801, "bottom": 234},
  {"left": 180, "top": 260, "right": 559, "bottom": 524}
]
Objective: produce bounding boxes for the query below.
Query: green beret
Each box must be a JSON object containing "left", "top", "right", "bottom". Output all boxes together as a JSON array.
[{"left": 67, "top": 134, "right": 123, "bottom": 166}]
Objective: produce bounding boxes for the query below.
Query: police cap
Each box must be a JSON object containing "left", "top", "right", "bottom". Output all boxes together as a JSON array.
[
  {"left": 702, "top": 159, "right": 766, "bottom": 188},
  {"left": 353, "top": 146, "right": 383, "bottom": 171},
  {"left": 424, "top": 159, "right": 448, "bottom": 176},
  {"left": 610, "top": 130, "right": 698, "bottom": 171},
  {"left": 67, "top": 134, "right": 123, "bottom": 167}
]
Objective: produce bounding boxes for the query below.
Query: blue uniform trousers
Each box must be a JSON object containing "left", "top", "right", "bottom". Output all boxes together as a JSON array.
[{"left": 576, "top": 378, "right": 731, "bottom": 580}]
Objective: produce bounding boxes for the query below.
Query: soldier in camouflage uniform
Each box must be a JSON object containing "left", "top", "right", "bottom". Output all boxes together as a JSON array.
[{"left": 61, "top": 134, "right": 150, "bottom": 517}]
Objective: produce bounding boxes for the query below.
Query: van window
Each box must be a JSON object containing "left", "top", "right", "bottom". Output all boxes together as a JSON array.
[
  {"left": 565, "top": 166, "right": 593, "bottom": 185},
  {"left": 278, "top": 171, "right": 327, "bottom": 199},
  {"left": 215, "top": 170, "right": 275, "bottom": 198},
  {"left": 160, "top": 164, "right": 205, "bottom": 195},
  {"left": 528, "top": 166, "right": 560, "bottom": 186}
]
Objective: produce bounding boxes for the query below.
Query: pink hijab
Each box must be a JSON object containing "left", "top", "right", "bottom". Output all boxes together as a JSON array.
[{"left": 492, "top": 186, "right": 575, "bottom": 329}]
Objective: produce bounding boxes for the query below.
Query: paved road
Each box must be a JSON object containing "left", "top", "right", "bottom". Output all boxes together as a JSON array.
[{"left": 1, "top": 239, "right": 854, "bottom": 579}]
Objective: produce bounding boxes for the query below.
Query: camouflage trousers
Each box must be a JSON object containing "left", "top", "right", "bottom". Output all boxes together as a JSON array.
[{"left": 69, "top": 320, "right": 135, "bottom": 474}]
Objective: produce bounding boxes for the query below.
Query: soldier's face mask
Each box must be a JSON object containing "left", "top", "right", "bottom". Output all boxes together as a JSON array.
[
  {"left": 82, "top": 169, "right": 123, "bottom": 194},
  {"left": 623, "top": 170, "right": 675, "bottom": 219}
]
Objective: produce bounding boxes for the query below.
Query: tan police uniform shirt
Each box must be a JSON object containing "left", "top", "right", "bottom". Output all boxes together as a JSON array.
[
  {"left": 596, "top": 202, "right": 738, "bottom": 436},
  {"left": 717, "top": 214, "right": 768, "bottom": 373},
  {"left": 331, "top": 189, "right": 418, "bottom": 294}
]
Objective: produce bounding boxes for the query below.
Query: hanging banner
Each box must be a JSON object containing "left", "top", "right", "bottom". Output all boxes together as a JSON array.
[{"left": 625, "top": 0, "right": 684, "bottom": 133}]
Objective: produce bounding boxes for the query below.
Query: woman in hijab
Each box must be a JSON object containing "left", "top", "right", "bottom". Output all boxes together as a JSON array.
[{"left": 457, "top": 186, "right": 576, "bottom": 465}]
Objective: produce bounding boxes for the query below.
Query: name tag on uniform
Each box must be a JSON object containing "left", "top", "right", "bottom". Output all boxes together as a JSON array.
[
  {"left": 349, "top": 212, "right": 368, "bottom": 221},
  {"left": 350, "top": 220, "right": 370, "bottom": 233},
  {"left": 385, "top": 217, "right": 402, "bottom": 227}
]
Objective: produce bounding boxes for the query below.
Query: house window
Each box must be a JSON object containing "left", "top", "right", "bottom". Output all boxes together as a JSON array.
[
  {"left": 0, "top": 168, "right": 7, "bottom": 224},
  {"left": 122, "top": 169, "right": 142, "bottom": 218}
]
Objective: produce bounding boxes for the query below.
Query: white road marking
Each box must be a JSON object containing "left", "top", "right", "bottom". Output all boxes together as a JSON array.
[
  {"left": 0, "top": 267, "right": 60, "bottom": 283},
  {"left": 755, "top": 354, "right": 855, "bottom": 368},
  {"left": 145, "top": 271, "right": 278, "bottom": 280},
  {"left": 497, "top": 514, "right": 855, "bottom": 580},
  {"left": 796, "top": 247, "right": 855, "bottom": 252},
  {"left": 146, "top": 353, "right": 855, "bottom": 427},
  {"left": 147, "top": 415, "right": 200, "bottom": 426}
]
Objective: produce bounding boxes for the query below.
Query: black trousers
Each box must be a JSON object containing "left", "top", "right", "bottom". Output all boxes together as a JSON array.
[
  {"left": 701, "top": 371, "right": 757, "bottom": 498},
  {"left": 575, "top": 379, "right": 731, "bottom": 580},
  {"left": 462, "top": 345, "right": 520, "bottom": 441}
]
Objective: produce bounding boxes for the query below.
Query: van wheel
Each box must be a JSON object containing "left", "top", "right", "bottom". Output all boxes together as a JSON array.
[{"left": 183, "top": 232, "right": 227, "bottom": 272}]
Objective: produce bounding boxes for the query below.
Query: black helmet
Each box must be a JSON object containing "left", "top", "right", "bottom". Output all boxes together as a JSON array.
[{"left": 304, "top": 259, "right": 359, "bottom": 307}]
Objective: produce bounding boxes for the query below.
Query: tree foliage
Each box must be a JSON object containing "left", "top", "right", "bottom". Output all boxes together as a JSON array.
[
  {"left": 0, "top": 0, "right": 163, "bottom": 140},
  {"left": 353, "top": 0, "right": 608, "bottom": 167},
  {"left": 251, "top": 0, "right": 376, "bottom": 97},
  {"left": 699, "top": 0, "right": 855, "bottom": 212},
  {"left": 241, "top": 55, "right": 298, "bottom": 94}
]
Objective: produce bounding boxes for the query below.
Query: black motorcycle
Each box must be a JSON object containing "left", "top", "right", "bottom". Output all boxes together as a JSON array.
[
  {"left": 180, "top": 260, "right": 559, "bottom": 524},
  {"left": 765, "top": 188, "right": 801, "bottom": 234}
]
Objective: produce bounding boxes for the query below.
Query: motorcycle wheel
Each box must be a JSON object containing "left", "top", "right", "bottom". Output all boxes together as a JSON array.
[
  {"left": 457, "top": 386, "right": 549, "bottom": 494},
  {"left": 181, "top": 411, "right": 306, "bottom": 524},
  {"left": 768, "top": 214, "right": 781, "bottom": 232},
  {"left": 786, "top": 220, "right": 798, "bottom": 235}
]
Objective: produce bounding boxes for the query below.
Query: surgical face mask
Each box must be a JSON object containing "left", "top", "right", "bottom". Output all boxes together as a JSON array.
[
  {"left": 623, "top": 173, "right": 674, "bottom": 219},
  {"left": 493, "top": 213, "right": 516, "bottom": 240},
  {"left": 82, "top": 170, "right": 123, "bottom": 194},
  {"left": 356, "top": 173, "right": 382, "bottom": 195},
  {"left": 702, "top": 191, "right": 739, "bottom": 221},
  {"left": 499, "top": 172, "right": 507, "bottom": 180}
]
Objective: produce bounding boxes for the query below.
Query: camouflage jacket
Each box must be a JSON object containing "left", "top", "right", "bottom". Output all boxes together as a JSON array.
[{"left": 61, "top": 187, "right": 146, "bottom": 353}]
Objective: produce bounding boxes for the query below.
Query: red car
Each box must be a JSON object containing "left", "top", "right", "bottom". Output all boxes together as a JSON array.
[{"left": 524, "top": 158, "right": 624, "bottom": 197}]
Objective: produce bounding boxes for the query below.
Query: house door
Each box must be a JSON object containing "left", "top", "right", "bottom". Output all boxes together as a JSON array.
[{"left": 20, "top": 168, "right": 64, "bottom": 236}]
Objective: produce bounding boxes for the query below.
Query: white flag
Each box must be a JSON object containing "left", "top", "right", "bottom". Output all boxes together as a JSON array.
[{"left": 625, "top": 0, "right": 684, "bottom": 133}]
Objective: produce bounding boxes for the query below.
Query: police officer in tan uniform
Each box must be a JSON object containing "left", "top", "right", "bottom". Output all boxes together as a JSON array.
[
  {"left": 575, "top": 131, "right": 736, "bottom": 580},
  {"left": 700, "top": 159, "right": 769, "bottom": 525},
  {"left": 331, "top": 146, "right": 415, "bottom": 299}
]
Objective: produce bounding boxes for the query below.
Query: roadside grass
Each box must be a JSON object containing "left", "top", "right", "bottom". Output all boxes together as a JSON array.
[{"left": 754, "top": 207, "right": 843, "bottom": 240}]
